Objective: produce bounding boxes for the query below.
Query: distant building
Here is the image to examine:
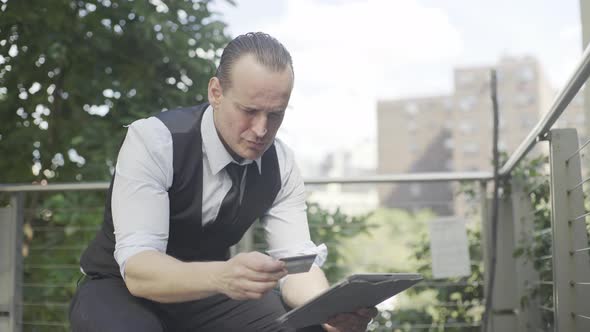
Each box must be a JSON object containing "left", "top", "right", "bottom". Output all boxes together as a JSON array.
[
  {"left": 377, "top": 56, "right": 587, "bottom": 215},
  {"left": 377, "top": 96, "right": 455, "bottom": 215}
]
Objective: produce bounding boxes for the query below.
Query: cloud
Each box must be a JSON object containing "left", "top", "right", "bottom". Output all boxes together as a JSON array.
[
  {"left": 215, "top": 0, "right": 464, "bottom": 164},
  {"left": 260, "top": 0, "right": 463, "bottom": 157},
  {"left": 263, "top": 0, "right": 463, "bottom": 96},
  {"left": 559, "top": 24, "right": 581, "bottom": 42}
]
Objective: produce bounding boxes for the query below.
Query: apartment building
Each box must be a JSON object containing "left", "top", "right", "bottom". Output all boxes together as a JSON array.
[{"left": 377, "top": 56, "right": 586, "bottom": 214}]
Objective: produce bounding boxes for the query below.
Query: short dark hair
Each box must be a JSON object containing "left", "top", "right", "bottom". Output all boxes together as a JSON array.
[{"left": 216, "top": 32, "right": 293, "bottom": 90}]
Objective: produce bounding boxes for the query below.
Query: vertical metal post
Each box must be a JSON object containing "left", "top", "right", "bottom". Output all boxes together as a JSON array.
[
  {"left": 510, "top": 180, "right": 541, "bottom": 331},
  {"left": 548, "top": 128, "right": 590, "bottom": 332},
  {"left": 580, "top": 0, "right": 590, "bottom": 143},
  {"left": 480, "top": 181, "right": 493, "bottom": 332},
  {"left": 486, "top": 195, "right": 518, "bottom": 332},
  {"left": 0, "top": 193, "right": 24, "bottom": 332}
]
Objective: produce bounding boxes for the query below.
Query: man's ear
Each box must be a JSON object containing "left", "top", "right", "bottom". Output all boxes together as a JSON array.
[{"left": 208, "top": 77, "right": 223, "bottom": 109}]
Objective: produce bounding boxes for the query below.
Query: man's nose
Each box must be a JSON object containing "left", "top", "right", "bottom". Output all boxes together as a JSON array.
[{"left": 252, "top": 114, "right": 268, "bottom": 137}]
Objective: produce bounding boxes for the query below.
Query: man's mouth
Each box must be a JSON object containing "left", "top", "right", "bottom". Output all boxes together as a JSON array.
[{"left": 246, "top": 140, "right": 266, "bottom": 149}]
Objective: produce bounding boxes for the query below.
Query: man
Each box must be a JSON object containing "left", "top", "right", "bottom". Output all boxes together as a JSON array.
[{"left": 70, "top": 32, "right": 376, "bottom": 331}]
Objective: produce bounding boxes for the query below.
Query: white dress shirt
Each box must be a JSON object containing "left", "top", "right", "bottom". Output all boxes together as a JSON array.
[{"left": 111, "top": 106, "right": 327, "bottom": 278}]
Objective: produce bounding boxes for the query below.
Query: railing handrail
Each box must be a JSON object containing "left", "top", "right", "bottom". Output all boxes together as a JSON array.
[
  {"left": 0, "top": 182, "right": 110, "bottom": 193},
  {"left": 304, "top": 171, "right": 492, "bottom": 184},
  {"left": 499, "top": 42, "right": 590, "bottom": 177},
  {"left": 0, "top": 171, "right": 493, "bottom": 193}
]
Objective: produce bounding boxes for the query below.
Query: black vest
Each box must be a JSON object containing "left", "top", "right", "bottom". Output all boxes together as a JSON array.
[{"left": 80, "top": 103, "right": 282, "bottom": 278}]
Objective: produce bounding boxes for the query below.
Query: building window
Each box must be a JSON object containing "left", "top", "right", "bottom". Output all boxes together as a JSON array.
[
  {"left": 408, "top": 120, "right": 418, "bottom": 133},
  {"left": 520, "top": 114, "right": 536, "bottom": 129},
  {"left": 515, "top": 93, "right": 535, "bottom": 107},
  {"left": 463, "top": 142, "right": 479, "bottom": 155},
  {"left": 458, "top": 96, "right": 477, "bottom": 112},
  {"left": 519, "top": 66, "right": 535, "bottom": 83},
  {"left": 456, "top": 72, "right": 475, "bottom": 87},
  {"left": 443, "top": 99, "right": 453, "bottom": 112},
  {"left": 445, "top": 159, "right": 454, "bottom": 170},
  {"left": 405, "top": 102, "right": 419, "bottom": 115},
  {"left": 444, "top": 138, "right": 454, "bottom": 149},
  {"left": 459, "top": 122, "right": 475, "bottom": 134},
  {"left": 410, "top": 183, "right": 421, "bottom": 197}
]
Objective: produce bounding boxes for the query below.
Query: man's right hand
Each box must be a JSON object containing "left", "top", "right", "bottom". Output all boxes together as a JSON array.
[{"left": 217, "top": 252, "right": 288, "bottom": 300}]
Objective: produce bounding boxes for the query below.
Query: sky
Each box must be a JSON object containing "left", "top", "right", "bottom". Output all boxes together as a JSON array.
[{"left": 211, "top": 0, "right": 583, "bottom": 172}]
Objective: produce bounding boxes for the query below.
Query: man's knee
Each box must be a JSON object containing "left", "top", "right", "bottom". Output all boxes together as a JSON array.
[{"left": 69, "top": 278, "right": 164, "bottom": 332}]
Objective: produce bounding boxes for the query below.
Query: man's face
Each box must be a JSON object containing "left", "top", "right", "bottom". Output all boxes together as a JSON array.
[{"left": 208, "top": 54, "right": 293, "bottom": 161}]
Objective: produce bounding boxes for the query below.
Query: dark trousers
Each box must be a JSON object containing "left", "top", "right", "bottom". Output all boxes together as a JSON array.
[{"left": 69, "top": 277, "right": 324, "bottom": 332}]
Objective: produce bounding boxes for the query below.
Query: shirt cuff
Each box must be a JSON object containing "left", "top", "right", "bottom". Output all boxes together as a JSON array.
[
  {"left": 114, "top": 232, "right": 168, "bottom": 280},
  {"left": 114, "top": 247, "right": 160, "bottom": 280}
]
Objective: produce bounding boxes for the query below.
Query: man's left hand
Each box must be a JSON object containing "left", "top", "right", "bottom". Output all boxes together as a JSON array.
[{"left": 321, "top": 307, "right": 378, "bottom": 332}]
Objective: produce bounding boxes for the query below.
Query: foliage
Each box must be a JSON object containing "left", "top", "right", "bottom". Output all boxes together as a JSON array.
[
  {"left": 450, "top": 153, "right": 553, "bottom": 329},
  {"left": 319, "top": 206, "right": 484, "bottom": 331},
  {"left": 508, "top": 154, "right": 553, "bottom": 327},
  {"left": 306, "top": 203, "right": 375, "bottom": 282},
  {"left": 369, "top": 224, "right": 484, "bottom": 332},
  {"left": 0, "top": 0, "right": 230, "bottom": 183},
  {"left": 21, "top": 191, "right": 105, "bottom": 329},
  {"left": 339, "top": 208, "right": 435, "bottom": 275}
]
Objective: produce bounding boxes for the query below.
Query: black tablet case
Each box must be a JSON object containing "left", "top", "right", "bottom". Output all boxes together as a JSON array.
[{"left": 277, "top": 273, "right": 423, "bottom": 328}]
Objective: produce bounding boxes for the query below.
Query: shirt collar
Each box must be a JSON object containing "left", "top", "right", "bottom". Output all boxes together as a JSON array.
[{"left": 201, "top": 105, "right": 263, "bottom": 175}]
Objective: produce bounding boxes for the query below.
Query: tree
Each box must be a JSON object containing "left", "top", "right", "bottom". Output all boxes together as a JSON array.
[{"left": 0, "top": 0, "right": 230, "bottom": 183}]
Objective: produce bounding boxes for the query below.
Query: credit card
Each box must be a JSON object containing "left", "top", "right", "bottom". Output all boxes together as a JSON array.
[{"left": 279, "top": 253, "right": 317, "bottom": 274}]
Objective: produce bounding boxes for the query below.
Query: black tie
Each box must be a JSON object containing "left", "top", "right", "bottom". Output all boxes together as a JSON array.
[{"left": 215, "top": 162, "right": 246, "bottom": 224}]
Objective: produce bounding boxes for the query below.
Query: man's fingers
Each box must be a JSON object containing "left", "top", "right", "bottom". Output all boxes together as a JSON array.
[
  {"left": 233, "top": 252, "right": 285, "bottom": 273},
  {"left": 221, "top": 252, "right": 289, "bottom": 300},
  {"left": 229, "top": 254, "right": 287, "bottom": 281},
  {"left": 247, "top": 269, "right": 287, "bottom": 282},
  {"left": 326, "top": 312, "right": 373, "bottom": 331},
  {"left": 242, "top": 252, "right": 286, "bottom": 273},
  {"left": 226, "top": 279, "right": 278, "bottom": 300},
  {"left": 236, "top": 264, "right": 286, "bottom": 282},
  {"left": 236, "top": 279, "right": 277, "bottom": 295},
  {"left": 357, "top": 307, "right": 378, "bottom": 318}
]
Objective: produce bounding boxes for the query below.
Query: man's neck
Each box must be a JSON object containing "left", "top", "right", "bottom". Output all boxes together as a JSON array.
[{"left": 215, "top": 129, "right": 244, "bottom": 163}]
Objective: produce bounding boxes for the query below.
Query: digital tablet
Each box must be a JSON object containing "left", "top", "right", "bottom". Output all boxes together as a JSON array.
[{"left": 277, "top": 273, "right": 423, "bottom": 328}]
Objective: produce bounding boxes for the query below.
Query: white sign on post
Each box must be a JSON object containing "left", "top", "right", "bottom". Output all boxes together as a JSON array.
[{"left": 429, "top": 217, "right": 471, "bottom": 279}]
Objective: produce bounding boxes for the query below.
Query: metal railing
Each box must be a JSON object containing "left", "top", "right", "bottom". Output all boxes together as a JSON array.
[
  {"left": 1, "top": 180, "right": 487, "bottom": 331},
  {"left": 499, "top": 39, "right": 590, "bottom": 176}
]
